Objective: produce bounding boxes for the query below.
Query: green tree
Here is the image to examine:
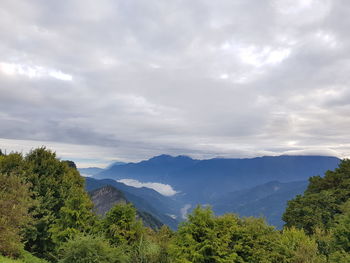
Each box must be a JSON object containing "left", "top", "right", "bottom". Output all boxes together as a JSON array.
[
  {"left": 102, "top": 203, "right": 144, "bottom": 247},
  {"left": 0, "top": 152, "right": 27, "bottom": 176},
  {"left": 0, "top": 148, "right": 98, "bottom": 259},
  {"left": 278, "top": 227, "right": 325, "bottom": 263},
  {"left": 283, "top": 159, "right": 350, "bottom": 234},
  {"left": 231, "top": 217, "right": 282, "bottom": 263},
  {"left": 18, "top": 148, "right": 96, "bottom": 259},
  {"left": 50, "top": 185, "right": 97, "bottom": 244},
  {"left": 171, "top": 206, "right": 228, "bottom": 263},
  {"left": 330, "top": 201, "right": 350, "bottom": 252},
  {"left": 328, "top": 250, "right": 350, "bottom": 263},
  {"left": 0, "top": 173, "right": 32, "bottom": 257}
]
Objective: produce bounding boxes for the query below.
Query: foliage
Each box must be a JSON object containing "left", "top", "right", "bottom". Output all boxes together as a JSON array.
[
  {"left": 57, "top": 234, "right": 128, "bottom": 263},
  {"left": 0, "top": 255, "right": 24, "bottom": 263},
  {"left": 330, "top": 200, "right": 350, "bottom": 251},
  {"left": 129, "top": 235, "right": 162, "bottom": 263},
  {"left": 0, "top": 148, "right": 97, "bottom": 260},
  {"left": 147, "top": 225, "right": 174, "bottom": 263},
  {"left": 171, "top": 206, "right": 284, "bottom": 263},
  {"left": 171, "top": 205, "right": 228, "bottom": 263},
  {"left": 278, "top": 227, "right": 325, "bottom": 263},
  {"left": 328, "top": 250, "right": 350, "bottom": 263},
  {"left": 102, "top": 203, "right": 144, "bottom": 247},
  {"left": 283, "top": 159, "right": 350, "bottom": 234},
  {"left": 0, "top": 172, "right": 33, "bottom": 257},
  {"left": 50, "top": 186, "right": 97, "bottom": 245},
  {"left": 3, "top": 147, "right": 350, "bottom": 262},
  {"left": 20, "top": 148, "right": 96, "bottom": 259},
  {"left": 20, "top": 250, "right": 50, "bottom": 263},
  {"left": 0, "top": 251, "right": 49, "bottom": 263}
]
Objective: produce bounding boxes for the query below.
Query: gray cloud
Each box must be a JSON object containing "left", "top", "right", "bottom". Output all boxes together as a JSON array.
[{"left": 1, "top": 0, "right": 350, "bottom": 167}]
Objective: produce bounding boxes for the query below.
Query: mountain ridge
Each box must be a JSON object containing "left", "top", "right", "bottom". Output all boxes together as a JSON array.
[{"left": 95, "top": 155, "right": 340, "bottom": 203}]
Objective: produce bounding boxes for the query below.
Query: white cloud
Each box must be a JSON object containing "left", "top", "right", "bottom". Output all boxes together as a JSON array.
[
  {"left": 117, "top": 179, "right": 178, "bottom": 196},
  {"left": 239, "top": 46, "right": 291, "bottom": 67},
  {"left": 0, "top": 62, "right": 72, "bottom": 81},
  {"left": 49, "top": 70, "right": 73, "bottom": 81},
  {"left": 180, "top": 204, "right": 192, "bottom": 219}
]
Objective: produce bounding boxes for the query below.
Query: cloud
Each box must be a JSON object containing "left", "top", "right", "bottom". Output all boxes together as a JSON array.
[
  {"left": 0, "top": 0, "right": 350, "bottom": 166},
  {"left": 180, "top": 204, "right": 192, "bottom": 219},
  {"left": 0, "top": 62, "right": 72, "bottom": 81},
  {"left": 117, "top": 178, "right": 178, "bottom": 196}
]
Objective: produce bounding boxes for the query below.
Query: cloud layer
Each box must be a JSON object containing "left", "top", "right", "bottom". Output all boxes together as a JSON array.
[
  {"left": 117, "top": 179, "right": 178, "bottom": 196},
  {"left": 1, "top": 0, "right": 350, "bottom": 166}
]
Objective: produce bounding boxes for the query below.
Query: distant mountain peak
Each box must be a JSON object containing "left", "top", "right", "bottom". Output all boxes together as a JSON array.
[
  {"left": 149, "top": 154, "right": 173, "bottom": 160},
  {"left": 108, "top": 161, "right": 126, "bottom": 168},
  {"left": 148, "top": 154, "right": 195, "bottom": 162}
]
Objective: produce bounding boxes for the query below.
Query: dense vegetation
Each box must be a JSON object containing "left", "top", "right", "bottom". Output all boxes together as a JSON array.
[{"left": 1, "top": 147, "right": 350, "bottom": 262}]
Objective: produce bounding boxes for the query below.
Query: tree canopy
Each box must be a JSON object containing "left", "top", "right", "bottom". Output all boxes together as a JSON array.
[{"left": 1, "top": 148, "right": 350, "bottom": 262}]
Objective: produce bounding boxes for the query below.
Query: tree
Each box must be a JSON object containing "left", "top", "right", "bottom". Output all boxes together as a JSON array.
[
  {"left": 171, "top": 205, "right": 228, "bottom": 263},
  {"left": 283, "top": 159, "right": 350, "bottom": 234},
  {"left": 278, "top": 227, "right": 325, "bottom": 263},
  {"left": 0, "top": 148, "right": 99, "bottom": 260},
  {"left": 0, "top": 173, "right": 32, "bottom": 257},
  {"left": 231, "top": 216, "right": 282, "bottom": 263},
  {"left": 50, "top": 186, "right": 97, "bottom": 245},
  {"left": 0, "top": 152, "right": 26, "bottom": 176},
  {"left": 19, "top": 147, "right": 96, "bottom": 259},
  {"left": 326, "top": 200, "right": 350, "bottom": 260},
  {"left": 102, "top": 203, "right": 144, "bottom": 247}
]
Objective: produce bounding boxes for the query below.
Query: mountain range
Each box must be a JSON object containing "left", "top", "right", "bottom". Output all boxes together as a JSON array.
[{"left": 80, "top": 155, "right": 340, "bottom": 228}]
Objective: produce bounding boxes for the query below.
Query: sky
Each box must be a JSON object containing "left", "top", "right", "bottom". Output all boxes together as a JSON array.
[{"left": 1, "top": 0, "right": 350, "bottom": 168}]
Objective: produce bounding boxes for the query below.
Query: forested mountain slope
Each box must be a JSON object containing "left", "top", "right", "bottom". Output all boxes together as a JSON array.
[{"left": 85, "top": 177, "right": 180, "bottom": 229}]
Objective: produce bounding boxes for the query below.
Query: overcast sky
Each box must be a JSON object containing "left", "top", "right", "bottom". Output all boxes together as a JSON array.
[{"left": 1, "top": 0, "right": 350, "bottom": 167}]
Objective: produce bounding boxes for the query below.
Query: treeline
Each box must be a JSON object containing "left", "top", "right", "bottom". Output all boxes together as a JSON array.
[{"left": 1, "top": 148, "right": 350, "bottom": 262}]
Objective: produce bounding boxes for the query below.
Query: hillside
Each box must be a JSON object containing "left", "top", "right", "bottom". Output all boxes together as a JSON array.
[
  {"left": 212, "top": 180, "right": 308, "bottom": 228},
  {"left": 85, "top": 177, "right": 180, "bottom": 229},
  {"left": 90, "top": 185, "right": 128, "bottom": 215},
  {"left": 89, "top": 185, "right": 163, "bottom": 229}
]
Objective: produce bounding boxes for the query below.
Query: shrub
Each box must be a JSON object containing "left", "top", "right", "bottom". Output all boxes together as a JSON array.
[{"left": 58, "top": 234, "right": 128, "bottom": 263}]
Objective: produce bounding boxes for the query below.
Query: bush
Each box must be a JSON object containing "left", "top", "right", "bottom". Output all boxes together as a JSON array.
[
  {"left": 130, "top": 236, "right": 161, "bottom": 263},
  {"left": 58, "top": 234, "right": 128, "bottom": 263},
  {"left": 0, "top": 251, "right": 49, "bottom": 263},
  {"left": 20, "top": 250, "right": 50, "bottom": 263}
]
